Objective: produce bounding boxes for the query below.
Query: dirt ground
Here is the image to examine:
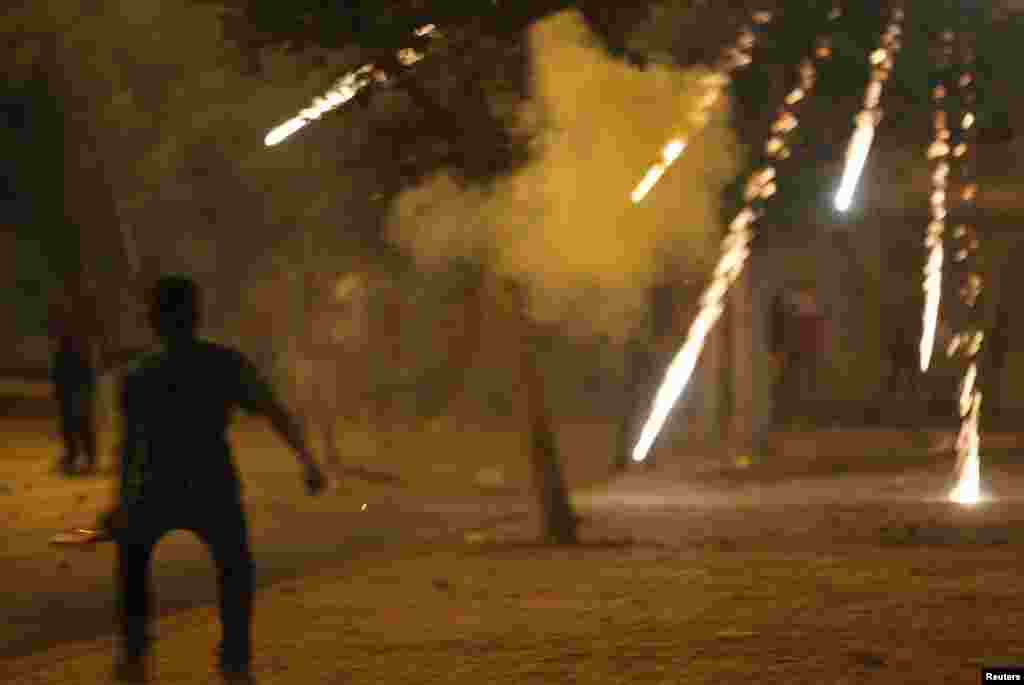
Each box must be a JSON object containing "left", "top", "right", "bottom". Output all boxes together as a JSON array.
[{"left": 2, "top": 415, "right": 1024, "bottom": 683}]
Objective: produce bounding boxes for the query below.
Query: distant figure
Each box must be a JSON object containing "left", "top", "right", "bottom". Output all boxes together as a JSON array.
[
  {"left": 51, "top": 326, "right": 98, "bottom": 475},
  {"left": 984, "top": 302, "right": 1011, "bottom": 420},
  {"left": 102, "top": 275, "right": 326, "bottom": 684},
  {"left": 770, "top": 286, "right": 790, "bottom": 432},
  {"left": 777, "top": 287, "right": 826, "bottom": 425},
  {"left": 297, "top": 271, "right": 370, "bottom": 467},
  {"left": 884, "top": 303, "right": 920, "bottom": 397}
]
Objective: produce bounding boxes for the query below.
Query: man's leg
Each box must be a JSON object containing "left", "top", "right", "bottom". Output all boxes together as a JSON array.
[
  {"left": 56, "top": 389, "right": 79, "bottom": 474},
  {"left": 115, "top": 526, "right": 161, "bottom": 680},
  {"left": 196, "top": 499, "right": 254, "bottom": 676},
  {"left": 78, "top": 388, "right": 98, "bottom": 472}
]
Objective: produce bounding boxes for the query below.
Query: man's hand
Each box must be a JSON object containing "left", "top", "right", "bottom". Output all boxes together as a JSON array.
[
  {"left": 303, "top": 463, "right": 327, "bottom": 495},
  {"left": 99, "top": 506, "right": 129, "bottom": 535}
]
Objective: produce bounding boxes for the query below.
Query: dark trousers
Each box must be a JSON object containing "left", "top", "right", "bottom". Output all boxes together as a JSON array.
[
  {"left": 774, "top": 354, "right": 818, "bottom": 424},
  {"left": 115, "top": 493, "right": 253, "bottom": 667},
  {"left": 57, "top": 385, "right": 96, "bottom": 470}
]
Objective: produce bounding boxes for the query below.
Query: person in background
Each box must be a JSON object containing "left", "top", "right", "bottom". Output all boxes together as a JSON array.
[
  {"left": 883, "top": 301, "right": 920, "bottom": 397},
  {"left": 103, "top": 275, "right": 326, "bottom": 684},
  {"left": 50, "top": 295, "right": 98, "bottom": 475},
  {"left": 769, "top": 287, "right": 795, "bottom": 426},
  {"left": 783, "top": 286, "right": 826, "bottom": 426},
  {"left": 984, "top": 301, "right": 1010, "bottom": 423}
]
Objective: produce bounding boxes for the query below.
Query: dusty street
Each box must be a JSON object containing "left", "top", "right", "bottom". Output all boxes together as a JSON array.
[{"left": 2, "top": 416, "right": 1024, "bottom": 683}]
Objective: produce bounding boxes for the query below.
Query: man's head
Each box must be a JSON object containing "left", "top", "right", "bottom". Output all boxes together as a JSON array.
[{"left": 148, "top": 275, "right": 201, "bottom": 341}]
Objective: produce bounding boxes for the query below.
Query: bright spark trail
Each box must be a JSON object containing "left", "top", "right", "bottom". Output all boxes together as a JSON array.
[
  {"left": 920, "top": 30, "right": 955, "bottom": 373},
  {"left": 632, "top": 7, "right": 841, "bottom": 463},
  {"left": 834, "top": 8, "right": 904, "bottom": 212},
  {"left": 947, "top": 34, "right": 984, "bottom": 506},
  {"left": 264, "top": 24, "right": 440, "bottom": 146},
  {"left": 630, "top": 11, "right": 777, "bottom": 204}
]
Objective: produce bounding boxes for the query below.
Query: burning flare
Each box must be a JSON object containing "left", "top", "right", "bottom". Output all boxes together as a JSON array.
[
  {"left": 632, "top": 6, "right": 839, "bottom": 462},
  {"left": 949, "top": 389, "right": 982, "bottom": 505},
  {"left": 265, "top": 65, "right": 377, "bottom": 146},
  {"left": 833, "top": 11, "right": 903, "bottom": 212},
  {"left": 921, "top": 32, "right": 955, "bottom": 372},
  {"left": 834, "top": 118, "right": 875, "bottom": 212},
  {"left": 631, "top": 139, "right": 688, "bottom": 204},
  {"left": 265, "top": 25, "right": 439, "bottom": 146},
  {"left": 946, "top": 41, "right": 985, "bottom": 506},
  {"left": 632, "top": 211, "right": 755, "bottom": 462},
  {"left": 631, "top": 16, "right": 769, "bottom": 204}
]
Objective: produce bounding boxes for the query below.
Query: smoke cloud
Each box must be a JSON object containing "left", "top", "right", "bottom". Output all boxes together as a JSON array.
[{"left": 387, "top": 9, "right": 744, "bottom": 339}]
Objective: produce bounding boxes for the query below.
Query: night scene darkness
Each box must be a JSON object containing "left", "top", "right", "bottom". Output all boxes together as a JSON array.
[{"left": 6, "top": 2, "right": 1024, "bottom": 684}]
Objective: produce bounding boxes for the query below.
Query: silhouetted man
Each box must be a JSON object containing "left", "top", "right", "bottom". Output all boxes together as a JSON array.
[
  {"left": 984, "top": 301, "right": 1010, "bottom": 422},
  {"left": 51, "top": 331, "right": 98, "bottom": 475},
  {"left": 104, "top": 275, "right": 326, "bottom": 684},
  {"left": 778, "top": 287, "right": 826, "bottom": 425},
  {"left": 884, "top": 302, "right": 920, "bottom": 397}
]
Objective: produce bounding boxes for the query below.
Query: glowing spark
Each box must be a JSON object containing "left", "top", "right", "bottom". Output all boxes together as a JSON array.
[
  {"left": 921, "top": 67, "right": 951, "bottom": 371},
  {"left": 944, "top": 34, "right": 985, "bottom": 506},
  {"left": 631, "top": 12, "right": 776, "bottom": 203},
  {"left": 833, "top": 9, "right": 903, "bottom": 212},
  {"left": 632, "top": 300, "right": 728, "bottom": 462},
  {"left": 920, "top": 230, "right": 944, "bottom": 371},
  {"left": 397, "top": 48, "right": 425, "bottom": 66},
  {"left": 633, "top": 6, "right": 839, "bottom": 462},
  {"left": 265, "top": 65, "right": 376, "bottom": 146},
  {"left": 631, "top": 139, "right": 688, "bottom": 203},
  {"left": 265, "top": 22, "right": 445, "bottom": 146},
  {"left": 834, "top": 121, "right": 875, "bottom": 212},
  {"left": 949, "top": 392, "right": 982, "bottom": 505}
]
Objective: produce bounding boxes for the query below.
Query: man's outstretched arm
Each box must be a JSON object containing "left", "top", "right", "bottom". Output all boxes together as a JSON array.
[
  {"left": 237, "top": 355, "right": 326, "bottom": 494},
  {"left": 262, "top": 399, "right": 327, "bottom": 494}
]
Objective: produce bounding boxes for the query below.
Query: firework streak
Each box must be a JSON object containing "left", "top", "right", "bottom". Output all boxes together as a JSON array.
[
  {"left": 947, "top": 32, "right": 984, "bottom": 505},
  {"left": 630, "top": 10, "right": 775, "bottom": 204},
  {"left": 920, "top": 29, "right": 955, "bottom": 373},
  {"left": 833, "top": 7, "right": 905, "bottom": 211},
  {"left": 632, "top": 5, "right": 843, "bottom": 462}
]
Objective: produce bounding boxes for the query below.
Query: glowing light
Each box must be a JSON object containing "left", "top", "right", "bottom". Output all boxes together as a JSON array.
[
  {"left": 921, "top": 67, "right": 951, "bottom": 371},
  {"left": 265, "top": 22, "right": 445, "bottom": 146},
  {"left": 833, "top": 9, "right": 903, "bottom": 212},
  {"left": 397, "top": 48, "right": 425, "bottom": 66},
  {"left": 834, "top": 121, "right": 874, "bottom": 212},
  {"left": 943, "top": 34, "right": 986, "bottom": 507},
  {"left": 920, "top": 232, "right": 944, "bottom": 371},
  {"left": 265, "top": 64, "right": 376, "bottom": 146},
  {"left": 631, "top": 139, "right": 688, "bottom": 203},
  {"left": 633, "top": 6, "right": 839, "bottom": 462},
  {"left": 949, "top": 392, "right": 982, "bottom": 505},
  {"left": 630, "top": 12, "right": 774, "bottom": 204}
]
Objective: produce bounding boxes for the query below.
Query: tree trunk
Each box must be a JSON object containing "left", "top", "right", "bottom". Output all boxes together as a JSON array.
[
  {"left": 512, "top": 281, "right": 578, "bottom": 544},
  {"left": 440, "top": 266, "right": 484, "bottom": 424}
]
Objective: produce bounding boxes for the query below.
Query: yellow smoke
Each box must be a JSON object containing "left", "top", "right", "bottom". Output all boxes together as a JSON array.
[{"left": 387, "top": 10, "right": 743, "bottom": 339}]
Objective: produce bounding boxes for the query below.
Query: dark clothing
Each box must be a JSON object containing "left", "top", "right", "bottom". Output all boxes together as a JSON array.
[
  {"left": 52, "top": 335, "right": 97, "bottom": 472},
  {"left": 58, "top": 387, "right": 97, "bottom": 470},
  {"left": 774, "top": 353, "right": 818, "bottom": 424},
  {"left": 115, "top": 338, "right": 275, "bottom": 669},
  {"left": 769, "top": 293, "right": 789, "bottom": 356},
  {"left": 119, "top": 340, "right": 275, "bottom": 503},
  {"left": 52, "top": 335, "right": 96, "bottom": 389},
  {"left": 116, "top": 494, "right": 253, "bottom": 666}
]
